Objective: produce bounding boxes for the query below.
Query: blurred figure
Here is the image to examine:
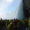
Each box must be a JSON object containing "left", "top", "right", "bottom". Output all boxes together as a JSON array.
[{"left": 8, "top": 19, "right": 25, "bottom": 30}]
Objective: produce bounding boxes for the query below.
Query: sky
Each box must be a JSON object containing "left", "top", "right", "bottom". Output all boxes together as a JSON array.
[{"left": 0, "top": 0, "right": 24, "bottom": 19}]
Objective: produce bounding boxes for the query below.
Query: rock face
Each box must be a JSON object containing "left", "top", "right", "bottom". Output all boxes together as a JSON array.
[
  {"left": 23, "top": 0, "right": 30, "bottom": 8},
  {"left": 23, "top": 0, "right": 30, "bottom": 18},
  {"left": 17, "top": 0, "right": 30, "bottom": 19}
]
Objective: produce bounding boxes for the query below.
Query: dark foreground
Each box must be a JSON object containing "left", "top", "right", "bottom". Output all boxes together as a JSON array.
[{"left": 0, "top": 19, "right": 28, "bottom": 30}]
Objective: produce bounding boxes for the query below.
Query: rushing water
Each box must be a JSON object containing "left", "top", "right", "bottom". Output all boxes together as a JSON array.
[{"left": 16, "top": 0, "right": 24, "bottom": 20}]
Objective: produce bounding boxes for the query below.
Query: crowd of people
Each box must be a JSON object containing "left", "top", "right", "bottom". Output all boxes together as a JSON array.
[{"left": 0, "top": 19, "right": 28, "bottom": 30}]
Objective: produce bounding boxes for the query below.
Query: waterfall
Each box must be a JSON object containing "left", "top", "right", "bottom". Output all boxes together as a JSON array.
[{"left": 16, "top": 0, "right": 24, "bottom": 20}]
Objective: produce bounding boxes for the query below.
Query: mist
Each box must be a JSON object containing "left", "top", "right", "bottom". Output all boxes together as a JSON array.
[{"left": 16, "top": 0, "right": 24, "bottom": 20}]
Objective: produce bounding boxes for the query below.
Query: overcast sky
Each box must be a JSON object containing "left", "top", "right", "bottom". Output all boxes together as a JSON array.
[{"left": 0, "top": 0, "right": 23, "bottom": 19}]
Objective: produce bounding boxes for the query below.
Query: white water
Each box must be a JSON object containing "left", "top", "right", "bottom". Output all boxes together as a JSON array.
[{"left": 16, "top": 0, "right": 24, "bottom": 20}]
